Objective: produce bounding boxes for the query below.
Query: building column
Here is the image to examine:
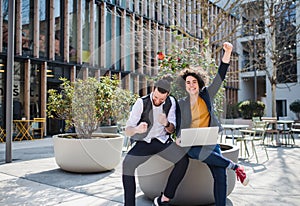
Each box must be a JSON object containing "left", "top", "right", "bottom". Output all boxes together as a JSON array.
[
  {"left": 33, "top": 0, "right": 40, "bottom": 58},
  {"left": 70, "top": 65, "right": 76, "bottom": 82},
  {"left": 64, "top": 0, "right": 70, "bottom": 62},
  {"left": 111, "top": 6, "right": 116, "bottom": 70},
  {"left": 24, "top": 60, "right": 31, "bottom": 119},
  {"left": 77, "top": 0, "right": 83, "bottom": 64},
  {"left": 41, "top": 62, "right": 47, "bottom": 135},
  {"left": 15, "top": 0, "right": 22, "bottom": 55},
  {"left": 100, "top": 2, "right": 106, "bottom": 69},
  {"left": 49, "top": 0, "right": 55, "bottom": 60},
  {"left": 130, "top": 14, "right": 135, "bottom": 73},
  {"left": 120, "top": 10, "right": 126, "bottom": 71},
  {"left": 89, "top": 0, "right": 95, "bottom": 66}
]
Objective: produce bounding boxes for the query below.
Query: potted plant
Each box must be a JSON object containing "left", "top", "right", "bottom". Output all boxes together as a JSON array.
[
  {"left": 238, "top": 100, "right": 265, "bottom": 119},
  {"left": 290, "top": 100, "right": 300, "bottom": 120},
  {"left": 47, "top": 76, "right": 137, "bottom": 173}
]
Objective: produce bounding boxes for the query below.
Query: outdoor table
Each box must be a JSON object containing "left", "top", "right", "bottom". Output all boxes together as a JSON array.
[
  {"left": 13, "top": 120, "right": 35, "bottom": 141},
  {"left": 221, "top": 124, "right": 249, "bottom": 145},
  {"left": 277, "top": 120, "right": 295, "bottom": 145}
]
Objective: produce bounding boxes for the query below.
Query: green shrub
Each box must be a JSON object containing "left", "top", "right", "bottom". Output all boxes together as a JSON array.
[
  {"left": 226, "top": 103, "right": 240, "bottom": 119},
  {"left": 238, "top": 100, "right": 265, "bottom": 119},
  {"left": 290, "top": 100, "right": 300, "bottom": 120}
]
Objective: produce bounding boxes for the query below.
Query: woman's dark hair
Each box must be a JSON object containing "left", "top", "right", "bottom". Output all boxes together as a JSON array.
[{"left": 177, "top": 67, "right": 208, "bottom": 91}]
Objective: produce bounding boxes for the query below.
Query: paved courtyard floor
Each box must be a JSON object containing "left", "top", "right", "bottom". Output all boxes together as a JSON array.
[{"left": 1, "top": 135, "right": 300, "bottom": 206}]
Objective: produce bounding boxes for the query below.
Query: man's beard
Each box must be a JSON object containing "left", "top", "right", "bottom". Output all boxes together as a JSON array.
[{"left": 153, "top": 101, "right": 163, "bottom": 107}]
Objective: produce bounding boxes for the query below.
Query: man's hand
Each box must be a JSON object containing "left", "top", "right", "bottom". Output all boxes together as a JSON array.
[
  {"left": 158, "top": 113, "right": 169, "bottom": 127},
  {"left": 136, "top": 122, "right": 148, "bottom": 134},
  {"left": 125, "top": 122, "right": 148, "bottom": 136}
]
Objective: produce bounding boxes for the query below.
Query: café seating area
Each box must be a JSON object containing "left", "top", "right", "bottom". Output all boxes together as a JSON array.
[
  {"left": 0, "top": 118, "right": 46, "bottom": 142},
  {"left": 221, "top": 117, "right": 299, "bottom": 163}
]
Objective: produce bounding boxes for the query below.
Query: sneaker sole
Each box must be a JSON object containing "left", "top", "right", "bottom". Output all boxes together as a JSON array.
[
  {"left": 153, "top": 197, "right": 159, "bottom": 206},
  {"left": 242, "top": 177, "right": 249, "bottom": 186}
]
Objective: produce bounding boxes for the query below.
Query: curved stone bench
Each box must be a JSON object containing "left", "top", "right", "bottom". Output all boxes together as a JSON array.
[{"left": 137, "top": 144, "right": 239, "bottom": 206}]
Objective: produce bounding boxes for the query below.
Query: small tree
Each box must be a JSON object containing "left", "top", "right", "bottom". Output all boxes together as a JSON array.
[
  {"left": 153, "top": 45, "right": 225, "bottom": 118},
  {"left": 290, "top": 100, "right": 300, "bottom": 120},
  {"left": 47, "top": 76, "right": 137, "bottom": 138}
]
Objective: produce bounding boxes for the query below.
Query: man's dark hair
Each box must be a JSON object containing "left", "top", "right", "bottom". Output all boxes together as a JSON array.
[{"left": 154, "top": 78, "right": 171, "bottom": 94}]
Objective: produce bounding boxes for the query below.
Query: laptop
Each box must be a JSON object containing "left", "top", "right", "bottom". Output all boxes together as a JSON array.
[{"left": 179, "top": 127, "right": 219, "bottom": 147}]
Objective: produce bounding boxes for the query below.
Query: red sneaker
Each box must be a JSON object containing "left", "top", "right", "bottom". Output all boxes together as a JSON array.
[{"left": 235, "top": 166, "right": 249, "bottom": 186}]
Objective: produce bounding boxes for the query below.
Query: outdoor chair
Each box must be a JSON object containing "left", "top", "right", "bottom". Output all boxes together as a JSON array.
[
  {"left": 0, "top": 126, "right": 5, "bottom": 142},
  {"left": 32, "top": 118, "right": 46, "bottom": 138},
  {"left": 291, "top": 121, "right": 300, "bottom": 139},
  {"left": 261, "top": 117, "right": 279, "bottom": 145},
  {"left": 117, "top": 122, "right": 132, "bottom": 152},
  {"left": 277, "top": 120, "right": 295, "bottom": 146},
  {"left": 252, "top": 116, "right": 261, "bottom": 123},
  {"left": 239, "top": 121, "right": 269, "bottom": 163}
]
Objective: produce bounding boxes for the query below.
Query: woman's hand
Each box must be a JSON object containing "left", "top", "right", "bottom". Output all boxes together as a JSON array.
[
  {"left": 176, "top": 138, "right": 181, "bottom": 146},
  {"left": 222, "top": 42, "right": 233, "bottom": 63},
  {"left": 223, "top": 42, "right": 233, "bottom": 52}
]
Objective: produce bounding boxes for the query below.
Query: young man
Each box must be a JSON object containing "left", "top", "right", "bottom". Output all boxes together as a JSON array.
[{"left": 122, "top": 78, "right": 189, "bottom": 206}]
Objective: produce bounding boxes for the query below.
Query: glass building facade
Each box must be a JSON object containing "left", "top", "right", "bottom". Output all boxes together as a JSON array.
[{"left": 0, "top": 0, "right": 239, "bottom": 135}]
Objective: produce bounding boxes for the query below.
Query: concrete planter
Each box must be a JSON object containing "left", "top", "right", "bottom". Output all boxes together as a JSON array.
[
  {"left": 137, "top": 144, "right": 239, "bottom": 205},
  {"left": 53, "top": 133, "right": 124, "bottom": 173}
]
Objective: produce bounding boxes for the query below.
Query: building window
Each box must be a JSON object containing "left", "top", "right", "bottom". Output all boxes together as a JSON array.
[
  {"left": 69, "top": 0, "right": 78, "bottom": 63},
  {"left": 106, "top": 6, "right": 112, "bottom": 69},
  {"left": 276, "top": 100, "right": 287, "bottom": 117},
  {"left": 276, "top": 1, "right": 297, "bottom": 83},
  {"left": 82, "top": 0, "right": 90, "bottom": 63},
  {"left": 39, "top": 0, "right": 48, "bottom": 58},
  {"left": 115, "top": 10, "right": 121, "bottom": 71},
  {"left": 30, "top": 63, "right": 42, "bottom": 119},
  {"left": 22, "top": 0, "right": 34, "bottom": 56},
  {"left": 94, "top": 3, "right": 100, "bottom": 66},
  {"left": 54, "top": 0, "right": 62, "bottom": 60},
  {"left": 124, "top": 15, "right": 131, "bottom": 72},
  {"left": 13, "top": 62, "right": 25, "bottom": 120}
]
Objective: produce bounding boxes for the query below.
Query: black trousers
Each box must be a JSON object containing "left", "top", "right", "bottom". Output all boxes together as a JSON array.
[{"left": 122, "top": 138, "right": 189, "bottom": 206}]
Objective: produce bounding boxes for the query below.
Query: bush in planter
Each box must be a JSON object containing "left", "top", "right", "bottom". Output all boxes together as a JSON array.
[
  {"left": 290, "top": 100, "right": 300, "bottom": 120},
  {"left": 47, "top": 76, "right": 138, "bottom": 173},
  {"left": 238, "top": 100, "right": 265, "bottom": 119},
  {"left": 47, "top": 76, "right": 138, "bottom": 138}
]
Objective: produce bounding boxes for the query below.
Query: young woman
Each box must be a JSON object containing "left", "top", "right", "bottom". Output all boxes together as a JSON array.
[{"left": 177, "top": 42, "right": 249, "bottom": 206}]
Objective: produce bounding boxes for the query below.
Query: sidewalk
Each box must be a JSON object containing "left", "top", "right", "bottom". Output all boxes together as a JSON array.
[{"left": 1, "top": 136, "right": 300, "bottom": 206}]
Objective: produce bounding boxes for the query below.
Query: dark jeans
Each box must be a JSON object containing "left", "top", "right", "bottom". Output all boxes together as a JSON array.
[
  {"left": 122, "top": 139, "right": 189, "bottom": 206},
  {"left": 187, "top": 144, "right": 230, "bottom": 206}
]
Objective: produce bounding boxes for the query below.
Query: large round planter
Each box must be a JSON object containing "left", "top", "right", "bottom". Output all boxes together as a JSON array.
[
  {"left": 53, "top": 133, "right": 124, "bottom": 173},
  {"left": 137, "top": 144, "right": 239, "bottom": 206}
]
